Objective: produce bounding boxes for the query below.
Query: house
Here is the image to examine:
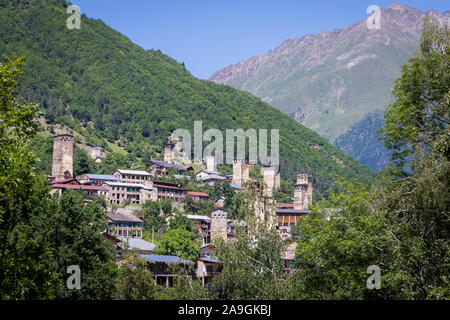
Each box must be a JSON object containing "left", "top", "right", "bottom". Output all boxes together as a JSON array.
[
  {"left": 103, "top": 181, "right": 153, "bottom": 205},
  {"left": 196, "top": 243, "right": 220, "bottom": 287},
  {"left": 275, "top": 208, "right": 310, "bottom": 231},
  {"left": 186, "top": 191, "right": 210, "bottom": 202},
  {"left": 196, "top": 169, "right": 222, "bottom": 180},
  {"left": 113, "top": 169, "right": 153, "bottom": 187},
  {"left": 199, "top": 174, "right": 227, "bottom": 183},
  {"left": 149, "top": 160, "right": 188, "bottom": 177},
  {"left": 107, "top": 212, "right": 143, "bottom": 238},
  {"left": 152, "top": 180, "right": 186, "bottom": 202},
  {"left": 139, "top": 254, "right": 194, "bottom": 288}
]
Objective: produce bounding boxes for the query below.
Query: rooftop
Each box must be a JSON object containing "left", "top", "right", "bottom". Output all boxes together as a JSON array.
[
  {"left": 199, "top": 174, "right": 227, "bottom": 181},
  {"left": 51, "top": 184, "right": 109, "bottom": 191},
  {"left": 119, "top": 237, "right": 157, "bottom": 251},
  {"left": 104, "top": 181, "right": 152, "bottom": 189},
  {"left": 85, "top": 174, "right": 118, "bottom": 181},
  {"left": 139, "top": 254, "right": 193, "bottom": 264},
  {"left": 187, "top": 191, "right": 210, "bottom": 197},
  {"left": 275, "top": 209, "right": 310, "bottom": 214},
  {"left": 116, "top": 169, "right": 151, "bottom": 176},
  {"left": 150, "top": 160, "right": 186, "bottom": 171},
  {"left": 108, "top": 212, "right": 143, "bottom": 223}
]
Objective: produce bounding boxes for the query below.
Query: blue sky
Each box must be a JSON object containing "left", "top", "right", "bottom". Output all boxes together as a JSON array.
[{"left": 72, "top": 0, "right": 449, "bottom": 79}]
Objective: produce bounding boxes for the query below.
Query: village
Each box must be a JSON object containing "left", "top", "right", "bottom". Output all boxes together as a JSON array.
[{"left": 47, "top": 133, "right": 313, "bottom": 289}]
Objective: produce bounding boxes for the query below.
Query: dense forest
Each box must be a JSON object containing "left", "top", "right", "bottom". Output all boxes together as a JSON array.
[
  {"left": 0, "top": 0, "right": 375, "bottom": 198},
  {"left": 335, "top": 111, "right": 390, "bottom": 171}
]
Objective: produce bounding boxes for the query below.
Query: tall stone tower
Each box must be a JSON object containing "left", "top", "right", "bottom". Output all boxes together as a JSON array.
[
  {"left": 211, "top": 209, "right": 228, "bottom": 242},
  {"left": 232, "top": 159, "right": 249, "bottom": 186},
  {"left": 206, "top": 155, "right": 217, "bottom": 172},
  {"left": 164, "top": 143, "right": 174, "bottom": 164},
  {"left": 52, "top": 134, "right": 74, "bottom": 181},
  {"left": 261, "top": 165, "right": 276, "bottom": 198},
  {"left": 294, "top": 174, "right": 313, "bottom": 210}
]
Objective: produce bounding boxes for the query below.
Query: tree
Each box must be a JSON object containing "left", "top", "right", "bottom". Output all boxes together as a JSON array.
[
  {"left": 136, "top": 201, "right": 165, "bottom": 233},
  {"left": 48, "top": 190, "right": 118, "bottom": 299},
  {"left": 154, "top": 228, "right": 200, "bottom": 261},
  {"left": 382, "top": 16, "right": 449, "bottom": 170},
  {"left": 291, "top": 179, "right": 401, "bottom": 299},
  {"left": 113, "top": 254, "right": 157, "bottom": 300},
  {"left": 169, "top": 214, "right": 194, "bottom": 232},
  {"left": 0, "top": 57, "right": 56, "bottom": 299},
  {"left": 212, "top": 221, "right": 292, "bottom": 300}
]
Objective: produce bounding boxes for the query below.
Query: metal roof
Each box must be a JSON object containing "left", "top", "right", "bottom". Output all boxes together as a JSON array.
[
  {"left": 116, "top": 169, "right": 151, "bottom": 176},
  {"left": 104, "top": 181, "right": 152, "bottom": 189},
  {"left": 107, "top": 213, "right": 143, "bottom": 223},
  {"left": 150, "top": 160, "right": 186, "bottom": 171},
  {"left": 139, "top": 254, "right": 193, "bottom": 264},
  {"left": 275, "top": 209, "right": 310, "bottom": 214},
  {"left": 185, "top": 214, "right": 211, "bottom": 221},
  {"left": 200, "top": 174, "right": 227, "bottom": 181},
  {"left": 119, "top": 237, "right": 157, "bottom": 251},
  {"left": 85, "top": 174, "right": 118, "bottom": 181}
]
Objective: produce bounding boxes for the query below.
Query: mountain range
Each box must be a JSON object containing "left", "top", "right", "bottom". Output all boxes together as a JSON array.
[
  {"left": 210, "top": 3, "right": 450, "bottom": 171},
  {"left": 0, "top": 0, "right": 375, "bottom": 197}
]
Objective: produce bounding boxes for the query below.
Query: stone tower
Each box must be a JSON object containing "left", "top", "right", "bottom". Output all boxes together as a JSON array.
[
  {"left": 164, "top": 143, "right": 174, "bottom": 164},
  {"left": 52, "top": 134, "right": 74, "bottom": 181},
  {"left": 232, "top": 159, "right": 249, "bottom": 187},
  {"left": 211, "top": 209, "right": 228, "bottom": 242},
  {"left": 294, "top": 174, "right": 313, "bottom": 210},
  {"left": 206, "top": 155, "right": 217, "bottom": 172},
  {"left": 296, "top": 174, "right": 313, "bottom": 206},
  {"left": 261, "top": 165, "right": 276, "bottom": 198}
]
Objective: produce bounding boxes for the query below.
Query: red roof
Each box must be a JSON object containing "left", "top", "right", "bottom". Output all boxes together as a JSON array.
[
  {"left": 187, "top": 191, "right": 210, "bottom": 197},
  {"left": 51, "top": 184, "right": 108, "bottom": 191}
]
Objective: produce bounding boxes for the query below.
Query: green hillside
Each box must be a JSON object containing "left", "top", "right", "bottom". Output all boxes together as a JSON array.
[
  {"left": 335, "top": 111, "right": 390, "bottom": 171},
  {"left": 0, "top": 0, "right": 375, "bottom": 195}
]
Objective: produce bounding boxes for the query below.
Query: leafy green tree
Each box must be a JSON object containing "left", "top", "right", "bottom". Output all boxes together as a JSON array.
[
  {"left": 113, "top": 254, "right": 157, "bottom": 300},
  {"left": 48, "top": 190, "right": 118, "bottom": 299},
  {"left": 169, "top": 214, "right": 194, "bottom": 232},
  {"left": 154, "top": 228, "right": 200, "bottom": 261},
  {"left": 291, "top": 179, "right": 400, "bottom": 299},
  {"left": 0, "top": 57, "right": 56, "bottom": 299},
  {"left": 212, "top": 221, "right": 292, "bottom": 300},
  {"left": 373, "top": 155, "right": 449, "bottom": 299},
  {"left": 136, "top": 201, "right": 165, "bottom": 233},
  {"left": 73, "top": 145, "right": 97, "bottom": 176},
  {"left": 382, "top": 16, "right": 449, "bottom": 170}
]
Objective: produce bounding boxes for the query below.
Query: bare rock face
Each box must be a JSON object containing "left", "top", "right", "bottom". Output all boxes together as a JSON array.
[{"left": 210, "top": 3, "right": 449, "bottom": 143}]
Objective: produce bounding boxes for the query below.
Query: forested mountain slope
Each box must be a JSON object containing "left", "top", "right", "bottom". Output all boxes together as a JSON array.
[{"left": 0, "top": 0, "right": 375, "bottom": 195}]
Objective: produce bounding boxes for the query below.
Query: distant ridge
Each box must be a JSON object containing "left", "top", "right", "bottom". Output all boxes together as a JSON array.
[{"left": 210, "top": 3, "right": 449, "bottom": 170}]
